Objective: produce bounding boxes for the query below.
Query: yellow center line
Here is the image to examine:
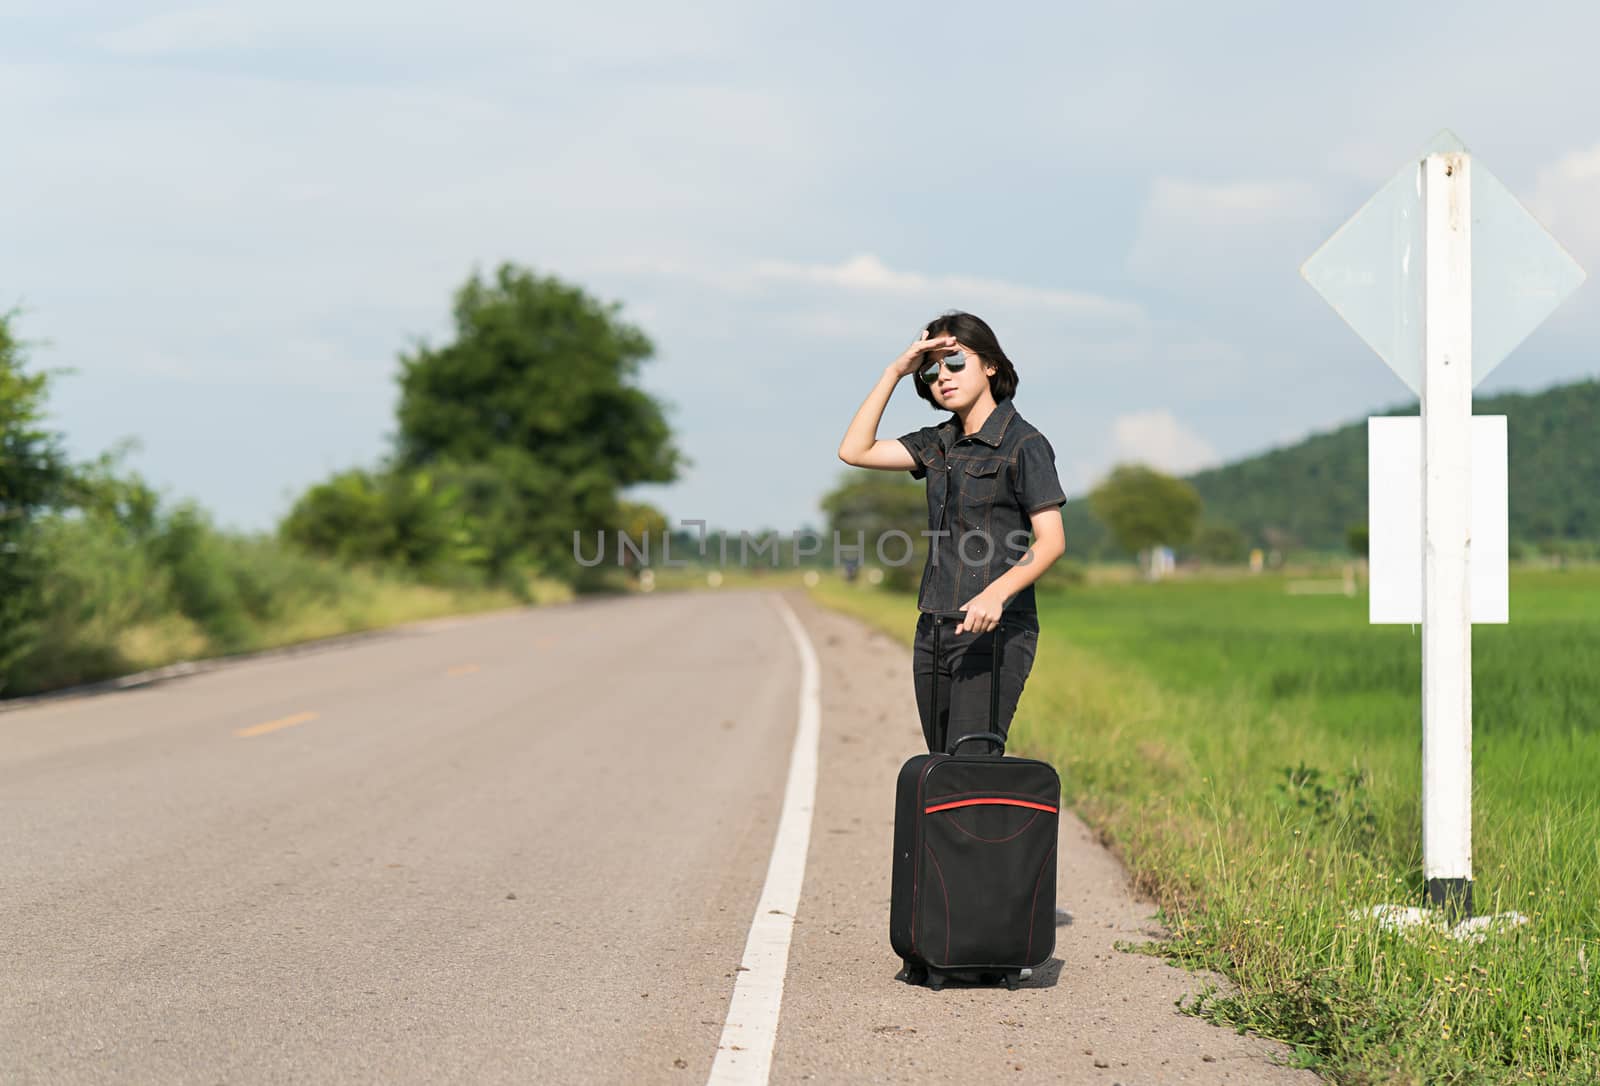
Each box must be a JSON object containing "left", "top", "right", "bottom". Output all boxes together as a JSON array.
[
  {"left": 235, "top": 711, "right": 320, "bottom": 739},
  {"left": 446, "top": 664, "right": 481, "bottom": 676}
]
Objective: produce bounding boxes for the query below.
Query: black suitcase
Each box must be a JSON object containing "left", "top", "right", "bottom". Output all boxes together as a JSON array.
[{"left": 890, "top": 610, "right": 1060, "bottom": 991}]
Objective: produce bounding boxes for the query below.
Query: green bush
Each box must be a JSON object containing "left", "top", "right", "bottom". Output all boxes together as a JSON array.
[
  {"left": 145, "top": 502, "right": 257, "bottom": 651},
  {"left": 7, "top": 511, "right": 176, "bottom": 693}
]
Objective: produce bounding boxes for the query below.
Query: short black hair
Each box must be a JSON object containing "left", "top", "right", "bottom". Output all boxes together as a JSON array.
[{"left": 910, "top": 310, "right": 1019, "bottom": 409}]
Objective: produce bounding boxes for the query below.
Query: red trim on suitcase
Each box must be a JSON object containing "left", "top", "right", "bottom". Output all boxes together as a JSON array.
[
  {"left": 1027, "top": 844, "right": 1058, "bottom": 965},
  {"left": 924, "top": 797, "right": 1059, "bottom": 815},
  {"left": 909, "top": 758, "right": 940, "bottom": 959},
  {"left": 924, "top": 842, "right": 951, "bottom": 964}
]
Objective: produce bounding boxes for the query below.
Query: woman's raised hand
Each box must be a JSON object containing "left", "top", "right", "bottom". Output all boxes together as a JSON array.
[{"left": 890, "top": 330, "right": 958, "bottom": 379}]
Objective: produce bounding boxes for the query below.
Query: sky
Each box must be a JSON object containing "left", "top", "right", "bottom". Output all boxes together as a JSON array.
[{"left": 5, "top": 1, "right": 1600, "bottom": 538}]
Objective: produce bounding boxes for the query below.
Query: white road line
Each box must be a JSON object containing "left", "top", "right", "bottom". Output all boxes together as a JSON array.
[{"left": 706, "top": 593, "right": 821, "bottom": 1086}]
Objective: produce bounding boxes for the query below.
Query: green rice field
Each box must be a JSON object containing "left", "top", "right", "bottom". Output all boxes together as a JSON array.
[{"left": 812, "top": 567, "right": 1600, "bottom": 1085}]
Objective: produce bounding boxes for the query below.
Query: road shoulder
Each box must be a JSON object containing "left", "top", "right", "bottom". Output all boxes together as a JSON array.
[{"left": 766, "top": 589, "right": 1324, "bottom": 1084}]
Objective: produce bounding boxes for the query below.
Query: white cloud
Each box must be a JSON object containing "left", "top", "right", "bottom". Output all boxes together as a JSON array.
[
  {"left": 1144, "top": 178, "right": 1323, "bottom": 224},
  {"left": 98, "top": 5, "right": 292, "bottom": 54},
  {"left": 95, "top": 1, "right": 745, "bottom": 65},
  {"left": 1126, "top": 177, "right": 1329, "bottom": 289},
  {"left": 751, "top": 253, "right": 1144, "bottom": 321},
  {"left": 1055, "top": 409, "right": 1222, "bottom": 499},
  {"left": 585, "top": 254, "right": 763, "bottom": 297},
  {"left": 1531, "top": 144, "right": 1600, "bottom": 260},
  {"left": 1109, "top": 409, "right": 1220, "bottom": 474},
  {"left": 1160, "top": 335, "right": 1248, "bottom": 368}
]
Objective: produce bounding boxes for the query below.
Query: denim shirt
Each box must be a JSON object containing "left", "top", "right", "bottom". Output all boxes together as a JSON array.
[{"left": 896, "top": 397, "right": 1067, "bottom": 617}]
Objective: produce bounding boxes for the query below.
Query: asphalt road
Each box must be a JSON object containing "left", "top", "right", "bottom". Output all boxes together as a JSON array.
[{"left": 2, "top": 587, "right": 1321, "bottom": 1085}]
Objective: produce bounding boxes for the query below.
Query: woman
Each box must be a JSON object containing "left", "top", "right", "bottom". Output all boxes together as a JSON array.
[{"left": 837, "top": 311, "right": 1069, "bottom": 755}]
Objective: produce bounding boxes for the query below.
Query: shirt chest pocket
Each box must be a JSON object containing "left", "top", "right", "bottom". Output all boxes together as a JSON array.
[{"left": 957, "top": 459, "right": 1004, "bottom": 517}]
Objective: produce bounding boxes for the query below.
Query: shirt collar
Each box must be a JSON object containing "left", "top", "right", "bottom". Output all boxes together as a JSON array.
[{"left": 947, "top": 397, "right": 1016, "bottom": 447}]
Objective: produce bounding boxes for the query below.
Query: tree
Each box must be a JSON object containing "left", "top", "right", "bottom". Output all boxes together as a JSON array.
[
  {"left": 820, "top": 471, "right": 928, "bottom": 593},
  {"left": 1193, "top": 520, "right": 1248, "bottom": 564},
  {"left": 612, "top": 500, "right": 669, "bottom": 571},
  {"left": 63, "top": 437, "right": 163, "bottom": 543},
  {"left": 0, "top": 314, "right": 72, "bottom": 526},
  {"left": 279, "top": 460, "right": 501, "bottom": 582},
  {"left": 392, "top": 263, "right": 685, "bottom": 580},
  {"left": 280, "top": 467, "right": 405, "bottom": 567},
  {"left": 0, "top": 313, "right": 76, "bottom": 691},
  {"left": 1346, "top": 522, "right": 1370, "bottom": 557},
  {"left": 1088, "top": 463, "right": 1203, "bottom": 559}
]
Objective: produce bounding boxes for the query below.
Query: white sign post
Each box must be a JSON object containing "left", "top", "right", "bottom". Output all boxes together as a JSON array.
[
  {"left": 1420, "top": 150, "right": 1474, "bottom": 919},
  {"left": 1301, "top": 130, "right": 1585, "bottom": 924}
]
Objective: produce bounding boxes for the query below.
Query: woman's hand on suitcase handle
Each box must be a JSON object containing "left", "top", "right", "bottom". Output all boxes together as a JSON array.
[{"left": 953, "top": 589, "right": 1006, "bottom": 635}]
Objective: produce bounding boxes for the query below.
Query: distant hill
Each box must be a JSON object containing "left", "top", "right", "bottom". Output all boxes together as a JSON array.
[{"left": 1062, "top": 376, "right": 1600, "bottom": 557}]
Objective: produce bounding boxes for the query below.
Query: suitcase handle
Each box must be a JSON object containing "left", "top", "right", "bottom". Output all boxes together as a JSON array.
[
  {"left": 929, "top": 610, "right": 1005, "bottom": 752},
  {"left": 950, "top": 731, "right": 1007, "bottom": 754}
]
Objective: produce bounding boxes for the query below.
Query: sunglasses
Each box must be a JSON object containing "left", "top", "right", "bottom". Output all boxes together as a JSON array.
[{"left": 918, "top": 349, "right": 969, "bottom": 385}]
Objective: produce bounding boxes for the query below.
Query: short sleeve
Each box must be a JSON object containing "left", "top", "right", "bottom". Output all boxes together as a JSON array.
[
  {"left": 896, "top": 427, "right": 937, "bottom": 480},
  {"left": 1012, "top": 433, "right": 1067, "bottom": 514}
]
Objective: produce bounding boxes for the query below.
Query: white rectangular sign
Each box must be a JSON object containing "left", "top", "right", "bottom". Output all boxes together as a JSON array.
[{"left": 1368, "top": 415, "right": 1508, "bottom": 624}]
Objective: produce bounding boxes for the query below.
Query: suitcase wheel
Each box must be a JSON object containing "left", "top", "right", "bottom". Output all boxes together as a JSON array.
[
  {"left": 904, "top": 964, "right": 928, "bottom": 986},
  {"left": 926, "top": 968, "right": 945, "bottom": 991},
  {"left": 1003, "top": 971, "right": 1020, "bottom": 991}
]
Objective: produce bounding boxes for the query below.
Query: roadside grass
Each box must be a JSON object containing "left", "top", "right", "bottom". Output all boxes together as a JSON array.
[
  {"left": 808, "top": 570, "right": 1600, "bottom": 1085},
  {"left": 4, "top": 517, "right": 578, "bottom": 698}
]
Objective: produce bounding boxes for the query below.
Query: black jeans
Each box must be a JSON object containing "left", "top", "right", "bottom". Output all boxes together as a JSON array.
[{"left": 912, "top": 611, "right": 1040, "bottom": 756}]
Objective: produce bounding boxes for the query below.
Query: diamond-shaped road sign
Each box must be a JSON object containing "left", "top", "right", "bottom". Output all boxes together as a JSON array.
[{"left": 1301, "top": 129, "right": 1586, "bottom": 395}]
